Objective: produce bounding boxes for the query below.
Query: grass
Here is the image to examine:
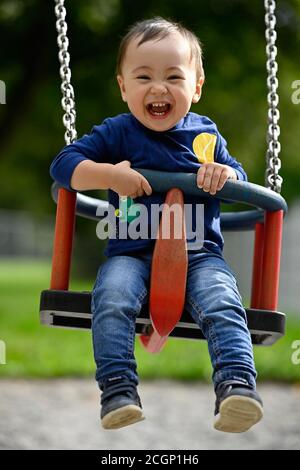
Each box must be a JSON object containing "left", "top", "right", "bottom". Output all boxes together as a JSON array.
[{"left": 0, "top": 258, "right": 300, "bottom": 383}]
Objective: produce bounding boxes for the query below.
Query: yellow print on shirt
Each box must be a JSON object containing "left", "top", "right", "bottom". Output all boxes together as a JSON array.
[{"left": 192, "top": 133, "right": 217, "bottom": 164}]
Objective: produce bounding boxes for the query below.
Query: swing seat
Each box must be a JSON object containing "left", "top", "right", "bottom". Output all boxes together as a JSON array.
[
  {"left": 39, "top": 289, "right": 285, "bottom": 345},
  {"left": 40, "top": 170, "right": 288, "bottom": 350}
]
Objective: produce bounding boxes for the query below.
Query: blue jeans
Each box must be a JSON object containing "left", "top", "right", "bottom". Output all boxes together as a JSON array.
[{"left": 91, "top": 249, "right": 257, "bottom": 390}]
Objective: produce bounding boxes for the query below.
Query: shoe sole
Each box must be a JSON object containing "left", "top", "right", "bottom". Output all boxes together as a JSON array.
[
  {"left": 214, "top": 395, "right": 263, "bottom": 433},
  {"left": 101, "top": 404, "right": 145, "bottom": 430}
]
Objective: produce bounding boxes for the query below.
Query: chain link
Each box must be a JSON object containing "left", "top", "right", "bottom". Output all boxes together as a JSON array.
[
  {"left": 264, "top": 0, "right": 282, "bottom": 193},
  {"left": 54, "top": 0, "right": 77, "bottom": 145}
]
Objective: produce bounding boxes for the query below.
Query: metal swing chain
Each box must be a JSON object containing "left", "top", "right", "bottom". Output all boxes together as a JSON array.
[
  {"left": 264, "top": 0, "right": 282, "bottom": 193},
  {"left": 54, "top": 0, "right": 77, "bottom": 145}
]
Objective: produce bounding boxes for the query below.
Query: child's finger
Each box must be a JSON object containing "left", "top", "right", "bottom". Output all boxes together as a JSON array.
[
  {"left": 129, "top": 189, "right": 142, "bottom": 199},
  {"left": 141, "top": 177, "right": 152, "bottom": 196},
  {"left": 197, "top": 165, "right": 206, "bottom": 188},
  {"left": 209, "top": 169, "right": 222, "bottom": 195},
  {"left": 217, "top": 170, "right": 229, "bottom": 191},
  {"left": 202, "top": 165, "right": 214, "bottom": 192}
]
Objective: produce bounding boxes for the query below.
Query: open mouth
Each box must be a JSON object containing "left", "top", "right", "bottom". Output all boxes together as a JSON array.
[{"left": 146, "top": 102, "right": 171, "bottom": 118}]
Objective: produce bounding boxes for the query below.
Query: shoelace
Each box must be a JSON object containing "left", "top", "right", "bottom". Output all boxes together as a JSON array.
[{"left": 216, "top": 380, "right": 252, "bottom": 394}]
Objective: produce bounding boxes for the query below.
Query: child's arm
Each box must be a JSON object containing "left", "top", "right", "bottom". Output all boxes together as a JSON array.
[
  {"left": 70, "top": 160, "right": 114, "bottom": 190},
  {"left": 50, "top": 119, "right": 152, "bottom": 198},
  {"left": 71, "top": 159, "right": 152, "bottom": 198}
]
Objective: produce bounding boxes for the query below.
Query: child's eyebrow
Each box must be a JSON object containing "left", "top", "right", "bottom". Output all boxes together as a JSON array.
[
  {"left": 131, "top": 66, "right": 152, "bottom": 73},
  {"left": 131, "top": 65, "right": 184, "bottom": 74},
  {"left": 166, "top": 66, "right": 184, "bottom": 72}
]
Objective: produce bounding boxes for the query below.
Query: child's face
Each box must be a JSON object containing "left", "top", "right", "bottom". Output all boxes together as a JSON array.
[{"left": 117, "top": 32, "right": 204, "bottom": 132}]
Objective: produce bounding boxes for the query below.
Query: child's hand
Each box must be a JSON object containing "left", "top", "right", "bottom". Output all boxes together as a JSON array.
[
  {"left": 110, "top": 160, "right": 152, "bottom": 198},
  {"left": 196, "top": 163, "right": 237, "bottom": 195}
]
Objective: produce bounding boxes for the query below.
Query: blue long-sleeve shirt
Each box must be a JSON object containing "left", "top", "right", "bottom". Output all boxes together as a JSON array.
[{"left": 50, "top": 112, "right": 247, "bottom": 257}]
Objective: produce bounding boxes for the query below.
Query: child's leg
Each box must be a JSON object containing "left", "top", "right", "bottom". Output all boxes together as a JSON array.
[
  {"left": 185, "top": 249, "right": 257, "bottom": 389},
  {"left": 92, "top": 253, "right": 152, "bottom": 429},
  {"left": 185, "top": 249, "right": 263, "bottom": 432},
  {"left": 91, "top": 254, "right": 151, "bottom": 388}
]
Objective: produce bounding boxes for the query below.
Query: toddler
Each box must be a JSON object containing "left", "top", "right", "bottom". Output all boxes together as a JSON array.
[{"left": 50, "top": 17, "right": 263, "bottom": 433}]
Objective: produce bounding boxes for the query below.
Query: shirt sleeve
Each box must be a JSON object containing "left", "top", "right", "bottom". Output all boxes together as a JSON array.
[
  {"left": 215, "top": 132, "right": 248, "bottom": 182},
  {"left": 50, "top": 118, "right": 120, "bottom": 190}
]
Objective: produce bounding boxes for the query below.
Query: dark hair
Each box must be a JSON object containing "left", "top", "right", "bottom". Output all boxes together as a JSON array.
[{"left": 116, "top": 17, "right": 204, "bottom": 80}]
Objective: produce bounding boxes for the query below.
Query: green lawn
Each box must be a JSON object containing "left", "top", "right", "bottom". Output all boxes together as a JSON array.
[{"left": 0, "top": 259, "right": 300, "bottom": 383}]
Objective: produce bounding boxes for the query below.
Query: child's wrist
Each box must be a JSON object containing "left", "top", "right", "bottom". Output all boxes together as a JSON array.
[{"left": 106, "top": 164, "right": 117, "bottom": 190}]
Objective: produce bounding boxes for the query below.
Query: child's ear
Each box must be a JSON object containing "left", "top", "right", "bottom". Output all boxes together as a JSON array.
[
  {"left": 192, "top": 76, "right": 204, "bottom": 103},
  {"left": 117, "top": 75, "right": 127, "bottom": 102}
]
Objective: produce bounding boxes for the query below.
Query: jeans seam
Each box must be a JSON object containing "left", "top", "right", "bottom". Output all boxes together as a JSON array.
[
  {"left": 126, "top": 288, "right": 148, "bottom": 360},
  {"left": 126, "top": 316, "right": 135, "bottom": 362},
  {"left": 137, "top": 287, "right": 148, "bottom": 305},
  {"left": 187, "top": 293, "right": 222, "bottom": 367}
]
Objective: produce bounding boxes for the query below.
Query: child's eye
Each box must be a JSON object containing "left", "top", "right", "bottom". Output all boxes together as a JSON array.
[
  {"left": 168, "top": 75, "right": 183, "bottom": 80},
  {"left": 137, "top": 75, "right": 150, "bottom": 80}
]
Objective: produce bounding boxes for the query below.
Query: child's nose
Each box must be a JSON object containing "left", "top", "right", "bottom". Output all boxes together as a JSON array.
[{"left": 150, "top": 82, "right": 168, "bottom": 95}]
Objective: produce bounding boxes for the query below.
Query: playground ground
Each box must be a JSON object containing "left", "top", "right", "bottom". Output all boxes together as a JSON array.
[{"left": 0, "top": 379, "right": 299, "bottom": 450}]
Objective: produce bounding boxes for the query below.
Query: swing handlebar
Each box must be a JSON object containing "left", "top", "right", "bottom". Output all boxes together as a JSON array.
[{"left": 51, "top": 169, "right": 287, "bottom": 231}]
